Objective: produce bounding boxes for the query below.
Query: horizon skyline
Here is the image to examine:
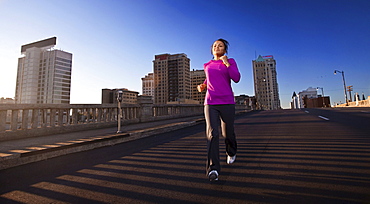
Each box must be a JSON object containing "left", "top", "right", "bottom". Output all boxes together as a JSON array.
[
  {"left": 1, "top": 43, "right": 361, "bottom": 105},
  {"left": 1, "top": 0, "right": 369, "bottom": 108},
  {"left": 2, "top": 36, "right": 366, "bottom": 106}
]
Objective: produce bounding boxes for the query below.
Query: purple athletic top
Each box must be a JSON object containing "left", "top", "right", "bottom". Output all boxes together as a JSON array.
[{"left": 203, "top": 58, "right": 241, "bottom": 105}]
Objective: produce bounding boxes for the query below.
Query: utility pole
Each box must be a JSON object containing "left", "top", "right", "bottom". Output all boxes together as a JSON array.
[
  {"left": 317, "top": 87, "right": 325, "bottom": 107},
  {"left": 347, "top": 85, "right": 353, "bottom": 102},
  {"left": 334, "top": 70, "right": 348, "bottom": 106}
]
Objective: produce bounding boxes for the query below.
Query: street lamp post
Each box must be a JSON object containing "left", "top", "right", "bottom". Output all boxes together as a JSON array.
[
  {"left": 116, "top": 90, "right": 123, "bottom": 133},
  {"left": 317, "top": 87, "right": 325, "bottom": 107},
  {"left": 334, "top": 70, "right": 348, "bottom": 106}
]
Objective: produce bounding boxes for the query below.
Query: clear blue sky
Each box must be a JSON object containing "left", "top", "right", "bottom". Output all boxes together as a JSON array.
[{"left": 1, "top": 0, "right": 369, "bottom": 108}]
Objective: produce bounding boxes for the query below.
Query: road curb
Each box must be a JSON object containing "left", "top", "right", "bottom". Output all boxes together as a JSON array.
[{"left": 0, "top": 120, "right": 203, "bottom": 170}]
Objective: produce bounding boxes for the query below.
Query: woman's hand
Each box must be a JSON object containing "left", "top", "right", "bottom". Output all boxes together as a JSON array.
[
  {"left": 197, "top": 84, "right": 207, "bottom": 92},
  {"left": 220, "top": 55, "right": 230, "bottom": 67}
]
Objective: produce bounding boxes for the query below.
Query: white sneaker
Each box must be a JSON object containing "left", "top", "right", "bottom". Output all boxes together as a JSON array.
[
  {"left": 208, "top": 170, "right": 219, "bottom": 181},
  {"left": 227, "top": 155, "right": 236, "bottom": 164}
]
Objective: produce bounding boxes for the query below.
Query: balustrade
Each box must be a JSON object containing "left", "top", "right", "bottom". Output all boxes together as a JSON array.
[
  {"left": 0, "top": 103, "right": 248, "bottom": 141},
  {"left": 0, "top": 103, "right": 208, "bottom": 141}
]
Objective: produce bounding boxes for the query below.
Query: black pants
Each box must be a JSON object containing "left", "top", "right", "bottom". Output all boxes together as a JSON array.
[{"left": 205, "top": 104, "right": 237, "bottom": 175}]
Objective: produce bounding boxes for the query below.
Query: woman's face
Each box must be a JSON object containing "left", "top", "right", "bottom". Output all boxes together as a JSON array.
[{"left": 212, "top": 41, "right": 226, "bottom": 56}]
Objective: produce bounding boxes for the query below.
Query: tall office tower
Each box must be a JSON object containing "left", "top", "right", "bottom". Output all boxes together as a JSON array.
[
  {"left": 153, "top": 53, "right": 191, "bottom": 104},
  {"left": 252, "top": 55, "right": 281, "bottom": 110},
  {"left": 15, "top": 37, "right": 72, "bottom": 104},
  {"left": 141, "top": 73, "right": 154, "bottom": 99},
  {"left": 191, "top": 69, "right": 206, "bottom": 104}
]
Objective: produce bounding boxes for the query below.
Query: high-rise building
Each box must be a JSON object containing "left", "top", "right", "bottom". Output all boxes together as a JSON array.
[
  {"left": 252, "top": 55, "right": 281, "bottom": 110},
  {"left": 15, "top": 37, "right": 72, "bottom": 104},
  {"left": 153, "top": 53, "right": 190, "bottom": 104},
  {"left": 191, "top": 69, "right": 206, "bottom": 104},
  {"left": 141, "top": 73, "right": 154, "bottom": 99}
]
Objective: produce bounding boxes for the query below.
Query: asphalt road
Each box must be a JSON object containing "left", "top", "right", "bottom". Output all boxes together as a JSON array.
[{"left": 1, "top": 108, "right": 370, "bottom": 204}]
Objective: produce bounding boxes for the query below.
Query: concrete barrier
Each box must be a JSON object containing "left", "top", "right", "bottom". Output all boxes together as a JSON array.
[
  {"left": 0, "top": 103, "right": 248, "bottom": 141},
  {"left": 334, "top": 96, "right": 370, "bottom": 107}
]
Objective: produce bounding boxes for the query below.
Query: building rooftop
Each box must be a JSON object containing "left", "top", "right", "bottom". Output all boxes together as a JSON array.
[{"left": 21, "top": 37, "right": 57, "bottom": 53}]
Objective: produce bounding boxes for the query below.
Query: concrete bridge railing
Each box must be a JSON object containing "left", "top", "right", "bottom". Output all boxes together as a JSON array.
[
  {"left": 334, "top": 96, "right": 370, "bottom": 107},
  {"left": 0, "top": 103, "right": 248, "bottom": 141}
]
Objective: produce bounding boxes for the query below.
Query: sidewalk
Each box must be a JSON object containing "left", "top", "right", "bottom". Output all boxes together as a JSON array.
[{"left": 0, "top": 115, "right": 205, "bottom": 170}]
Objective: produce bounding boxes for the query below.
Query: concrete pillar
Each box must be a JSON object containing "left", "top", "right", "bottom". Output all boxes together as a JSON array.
[
  {"left": 0, "top": 110, "right": 6, "bottom": 132},
  {"left": 138, "top": 96, "right": 154, "bottom": 121}
]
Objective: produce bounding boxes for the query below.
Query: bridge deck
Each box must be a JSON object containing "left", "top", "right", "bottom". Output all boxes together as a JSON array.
[{"left": 1, "top": 109, "right": 370, "bottom": 203}]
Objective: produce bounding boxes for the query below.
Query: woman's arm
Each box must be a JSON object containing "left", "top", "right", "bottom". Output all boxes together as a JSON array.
[{"left": 228, "top": 59, "right": 241, "bottom": 83}]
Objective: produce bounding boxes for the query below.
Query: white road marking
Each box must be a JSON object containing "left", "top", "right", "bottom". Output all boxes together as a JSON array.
[
  {"left": 318, "top": 116, "right": 330, "bottom": 120},
  {"left": 305, "top": 111, "right": 309, "bottom": 113}
]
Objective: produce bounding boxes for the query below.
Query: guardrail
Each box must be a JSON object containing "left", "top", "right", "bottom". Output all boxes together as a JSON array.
[{"left": 0, "top": 103, "right": 248, "bottom": 141}]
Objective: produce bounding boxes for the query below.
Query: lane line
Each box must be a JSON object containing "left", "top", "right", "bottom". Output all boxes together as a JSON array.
[{"left": 318, "top": 115, "right": 330, "bottom": 120}]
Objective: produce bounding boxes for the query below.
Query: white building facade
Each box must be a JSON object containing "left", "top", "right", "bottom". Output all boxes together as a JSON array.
[
  {"left": 291, "top": 87, "right": 318, "bottom": 109},
  {"left": 15, "top": 37, "right": 72, "bottom": 104}
]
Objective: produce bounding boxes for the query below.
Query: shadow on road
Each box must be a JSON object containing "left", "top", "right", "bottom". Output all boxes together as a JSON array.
[{"left": 1, "top": 110, "right": 370, "bottom": 203}]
